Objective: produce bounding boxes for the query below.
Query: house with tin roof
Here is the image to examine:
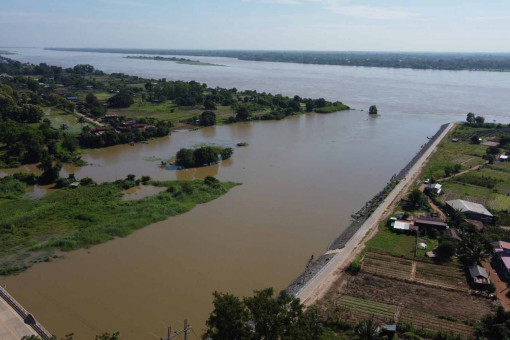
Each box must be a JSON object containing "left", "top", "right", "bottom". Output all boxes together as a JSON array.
[{"left": 445, "top": 199, "right": 493, "bottom": 223}]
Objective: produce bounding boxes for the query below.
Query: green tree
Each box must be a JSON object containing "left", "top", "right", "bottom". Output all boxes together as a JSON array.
[
  {"left": 475, "top": 116, "right": 485, "bottom": 124},
  {"left": 354, "top": 317, "right": 379, "bottom": 340},
  {"left": 78, "top": 116, "right": 85, "bottom": 127},
  {"left": 471, "top": 135, "right": 480, "bottom": 144},
  {"left": 86, "top": 93, "right": 100, "bottom": 107},
  {"left": 175, "top": 148, "right": 195, "bottom": 168},
  {"left": 368, "top": 105, "right": 378, "bottom": 115},
  {"left": 107, "top": 89, "right": 134, "bottom": 108},
  {"left": 203, "top": 292, "right": 252, "bottom": 340},
  {"left": 62, "top": 134, "right": 79, "bottom": 153},
  {"left": 235, "top": 106, "right": 250, "bottom": 121},
  {"left": 193, "top": 146, "right": 219, "bottom": 166},
  {"left": 200, "top": 111, "right": 217, "bottom": 126},
  {"left": 466, "top": 112, "right": 475, "bottom": 124},
  {"left": 407, "top": 188, "right": 426, "bottom": 209},
  {"left": 436, "top": 236, "right": 458, "bottom": 259}
]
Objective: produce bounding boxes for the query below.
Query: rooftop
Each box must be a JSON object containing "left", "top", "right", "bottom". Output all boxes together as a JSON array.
[{"left": 445, "top": 199, "right": 493, "bottom": 217}]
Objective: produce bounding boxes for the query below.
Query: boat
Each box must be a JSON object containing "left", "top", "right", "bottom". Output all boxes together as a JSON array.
[{"left": 237, "top": 142, "right": 249, "bottom": 147}]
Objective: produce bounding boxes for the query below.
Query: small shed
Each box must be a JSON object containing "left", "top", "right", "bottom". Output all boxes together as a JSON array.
[
  {"left": 70, "top": 182, "right": 80, "bottom": 189},
  {"left": 468, "top": 265, "right": 490, "bottom": 286},
  {"left": 501, "top": 155, "right": 509, "bottom": 161}
]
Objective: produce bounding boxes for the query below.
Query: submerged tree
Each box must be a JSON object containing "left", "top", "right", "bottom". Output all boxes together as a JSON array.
[{"left": 368, "top": 105, "right": 378, "bottom": 115}]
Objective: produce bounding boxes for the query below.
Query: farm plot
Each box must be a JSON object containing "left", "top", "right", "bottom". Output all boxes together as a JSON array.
[
  {"left": 414, "top": 261, "right": 467, "bottom": 291},
  {"left": 453, "top": 155, "right": 483, "bottom": 168},
  {"left": 400, "top": 309, "right": 474, "bottom": 338},
  {"left": 336, "top": 295, "right": 397, "bottom": 324},
  {"left": 362, "top": 252, "right": 413, "bottom": 280}
]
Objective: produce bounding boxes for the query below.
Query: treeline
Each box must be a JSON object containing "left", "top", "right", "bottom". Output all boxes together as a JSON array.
[{"left": 46, "top": 48, "right": 510, "bottom": 71}]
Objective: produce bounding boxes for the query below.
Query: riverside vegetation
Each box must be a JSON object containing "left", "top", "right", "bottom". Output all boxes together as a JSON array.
[
  {"left": 0, "top": 56, "right": 349, "bottom": 167},
  {"left": 0, "top": 175, "right": 239, "bottom": 275}
]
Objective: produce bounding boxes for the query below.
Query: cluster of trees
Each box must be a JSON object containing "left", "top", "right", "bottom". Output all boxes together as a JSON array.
[
  {"left": 203, "top": 288, "right": 322, "bottom": 340},
  {"left": 152, "top": 80, "right": 206, "bottom": 106},
  {"left": 466, "top": 112, "right": 485, "bottom": 125},
  {"left": 175, "top": 146, "right": 233, "bottom": 168},
  {"left": 107, "top": 89, "right": 134, "bottom": 108},
  {"left": 85, "top": 93, "right": 106, "bottom": 117},
  {"left": 78, "top": 120, "right": 171, "bottom": 148},
  {"left": 0, "top": 84, "right": 81, "bottom": 167}
]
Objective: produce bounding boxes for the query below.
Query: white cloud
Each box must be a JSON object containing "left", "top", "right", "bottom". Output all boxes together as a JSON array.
[
  {"left": 467, "top": 15, "right": 510, "bottom": 21},
  {"left": 244, "top": 0, "right": 418, "bottom": 19}
]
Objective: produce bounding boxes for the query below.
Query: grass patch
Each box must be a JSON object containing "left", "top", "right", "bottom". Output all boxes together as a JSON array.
[
  {"left": 314, "top": 103, "right": 350, "bottom": 114},
  {"left": 365, "top": 221, "right": 417, "bottom": 258},
  {"left": 0, "top": 178, "right": 240, "bottom": 274}
]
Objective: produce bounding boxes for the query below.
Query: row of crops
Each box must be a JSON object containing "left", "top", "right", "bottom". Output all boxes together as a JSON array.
[
  {"left": 415, "top": 261, "right": 467, "bottom": 291},
  {"left": 362, "top": 252, "right": 468, "bottom": 291},
  {"left": 337, "top": 295, "right": 474, "bottom": 338},
  {"left": 362, "top": 252, "right": 413, "bottom": 280},
  {"left": 336, "top": 295, "right": 396, "bottom": 323},
  {"left": 400, "top": 309, "right": 474, "bottom": 337}
]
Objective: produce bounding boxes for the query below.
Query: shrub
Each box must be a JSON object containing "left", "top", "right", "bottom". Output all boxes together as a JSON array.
[
  {"left": 204, "top": 176, "right": 220, "bottom": 186},
  {"left": 141, "top": 176, "right": 151, "bottom": 183},
  {"left": 347, "top": 261, "right": 361, "bottom": 275},
  {"left": 221, "top": 147, "right": 233, "bottom": 160},
  {"left": 402, "top": 332, "right": 420, "bottom": 340}
]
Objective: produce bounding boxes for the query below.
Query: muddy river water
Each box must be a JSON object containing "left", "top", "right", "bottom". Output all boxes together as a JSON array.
[{"left": 2, "top": 48, "right": 510, "bottom": 339}]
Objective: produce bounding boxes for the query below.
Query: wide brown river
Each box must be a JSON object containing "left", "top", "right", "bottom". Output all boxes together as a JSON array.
[{"left": 2, "top": 48, "right": 510, "bottom": 339}]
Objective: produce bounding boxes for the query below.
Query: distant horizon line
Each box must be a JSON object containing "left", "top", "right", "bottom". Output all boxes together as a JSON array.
[{"left": 2, "top": 47, "right": 510, "bottom": 54}]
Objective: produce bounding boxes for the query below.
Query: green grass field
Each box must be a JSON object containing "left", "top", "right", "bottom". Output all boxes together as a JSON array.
[
  {"left": 0, "top": 179, "right": 239, "bottom": 274},
  {"left": 44, "top": 107, "right": 93, "bottom": 134},
  {"left": 422, "top": 130, "right": 488, "bottom": 180}
]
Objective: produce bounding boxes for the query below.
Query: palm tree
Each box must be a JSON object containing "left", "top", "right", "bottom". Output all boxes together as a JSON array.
[
  {"left": 78, "top": 116, "right": 85, "bottom": 127},
  {"left": 457, "top": 231, "right": 490, "bottom": 266},
  {"left": 60, "top": 124, "right": 68, "bottom": 131}
]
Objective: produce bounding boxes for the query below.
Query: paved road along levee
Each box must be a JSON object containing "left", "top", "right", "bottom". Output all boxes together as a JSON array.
[
  {"left": 293, "top": 122, "right": 456, "bottom": 306},
  {"left": 0, "top": 286, "right": 52, "bottom": 339}
]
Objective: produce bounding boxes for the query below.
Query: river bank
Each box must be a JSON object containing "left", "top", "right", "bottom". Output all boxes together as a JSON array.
[
  {"left": 288, "top": 122, "right": 456, "bottom": 303},
  {"left": 0, "top": 178, "right": 239, "bottom": 275}
]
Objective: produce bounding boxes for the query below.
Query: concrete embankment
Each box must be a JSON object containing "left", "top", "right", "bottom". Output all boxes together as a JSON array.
[
  {"left": 0, "top": 286, "right": 52, "bottom": 339},
  {"left": 286, "top": 122, "right": 454, "bottom": 301}
]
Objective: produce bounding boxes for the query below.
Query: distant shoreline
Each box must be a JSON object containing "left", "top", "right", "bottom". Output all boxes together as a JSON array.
[{"left": 46, "top": 48, "right": 510, "bottom": 72}]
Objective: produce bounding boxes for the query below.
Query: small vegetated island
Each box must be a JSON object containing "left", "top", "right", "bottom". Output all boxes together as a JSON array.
[
  {"left": 125, "top": 55, "right": 224, "bottom": 67},
  {"left": 174, "top": 145, "right": 233, "bottom": 169}
]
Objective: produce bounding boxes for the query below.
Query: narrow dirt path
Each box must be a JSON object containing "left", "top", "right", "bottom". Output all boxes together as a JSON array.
[{"left": 410, "top": 261, "right": 417, "bottom": 281}]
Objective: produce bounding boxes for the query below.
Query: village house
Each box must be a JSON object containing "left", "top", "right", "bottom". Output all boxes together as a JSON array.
[
  {"left": 412, "top": 214, "right": 449, "bottom": 230},
  {"left": 390, "top": 217, "right": 418, "bottom": 232},
  {"left": 493, "top": 241, "right": 510, "bottom": 280},
  {"left": 445, "top": 199, "right": 493, "bottom": 223},
  {"left": 91, "top": 126, "right": 115, "bottom": 136},
  {"left": 468, "top": 265, "right": 491, "bottom": 288},
  {"left": 500, "top": 155, "right": 509, "bottom": 161}
]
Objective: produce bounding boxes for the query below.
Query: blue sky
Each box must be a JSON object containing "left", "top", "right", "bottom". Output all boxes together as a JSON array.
[{"left": 1, "top": 0, "right": 509, "bottom": 52}]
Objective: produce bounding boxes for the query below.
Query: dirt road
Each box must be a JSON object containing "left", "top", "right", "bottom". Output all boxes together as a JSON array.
[{"left": 297, "top": 122, "right": 457, "bottom": 306}]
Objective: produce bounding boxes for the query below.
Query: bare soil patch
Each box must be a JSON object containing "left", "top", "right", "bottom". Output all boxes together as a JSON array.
[{"left": 331, "top": 273, "right": 494, "bottom": 322}]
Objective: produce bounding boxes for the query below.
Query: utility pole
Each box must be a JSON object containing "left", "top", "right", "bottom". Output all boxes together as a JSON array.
[{"left": 160, "top": 319, "right": 191, "bottom": 340}]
